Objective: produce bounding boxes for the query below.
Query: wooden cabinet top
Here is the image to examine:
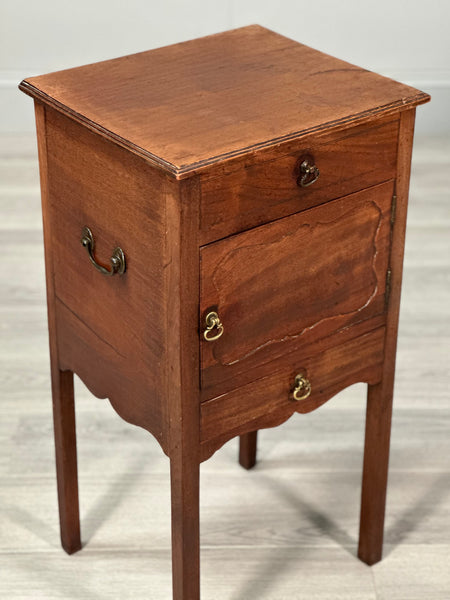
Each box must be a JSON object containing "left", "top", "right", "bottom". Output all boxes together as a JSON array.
[{"left": 20, "top": 25, "right": 429, "bottom": 179}]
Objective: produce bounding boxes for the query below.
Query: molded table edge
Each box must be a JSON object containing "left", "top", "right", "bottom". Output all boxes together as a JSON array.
[{"left": 19, "top": 80, "right": 430, "bottom": 180}]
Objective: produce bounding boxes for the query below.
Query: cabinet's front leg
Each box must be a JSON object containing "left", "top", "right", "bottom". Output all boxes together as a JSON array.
[
  {"left": 170, "top": 454, "right": 200, "bottom": 600},
  {"left": 35, "top": 101, "right": 81, "bottom": 555},
  {"left": 358, "top": 380, "right": 394, "bottom": 565},
  {"left": 239, "top": 431, "right": 258, "bottom": 470},
  {"left": 358, "top": 108, "right": 417, "bottom": 565},
  {"left": 51, "top": 368, "right": 81, "bottom": 555}
]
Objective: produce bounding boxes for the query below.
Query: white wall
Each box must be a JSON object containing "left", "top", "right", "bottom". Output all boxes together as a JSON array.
[{"left": 1, "top": 0, "right": 449, "bottom": 135}]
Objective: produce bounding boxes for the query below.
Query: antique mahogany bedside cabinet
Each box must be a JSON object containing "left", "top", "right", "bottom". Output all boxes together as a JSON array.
[{"left": 20, "top": 25, "right": 429, "bottom": 599}]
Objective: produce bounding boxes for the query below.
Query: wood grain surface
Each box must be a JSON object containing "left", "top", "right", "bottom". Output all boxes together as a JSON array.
[
  {"left": 358, "top": 109, "right": 418, "bottom": 566},
  {"left": 34, "top": 102, "right": 81, "bottom": 556},
  {"left": 19, "top": 25, "right": 429, "bottom": 178},
  {"left": 200, "top": 326, "right": 385, "bottom": 460},
  {"left": 38, "top": 103, "right": 204, "bottom": 596},
  {"left": 41, "top": 107, "right": 201, "bottom": 455},
  {"left": 164, "top": 175, "right": 201, "bottom": 600},
  {"left": 200, "top": 182, "right": 393, "bottom": 396},
  {"left": 1, "top": 133, "right": 448, "bottom": 597},
  {"left": 200, "top": 117, "right": 398, "bottom": 242},
  {"left": 9, "top": 23, "right": 438, "bottom": 600}
]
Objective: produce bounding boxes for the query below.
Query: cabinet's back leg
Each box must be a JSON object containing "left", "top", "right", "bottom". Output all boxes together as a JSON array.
[
  {"left": 239, "top": 431, "right": 258, "bottom": 470},
  {"left": 51, "top": 368, "right": 81, "bottom": 555},
  {"left": 358, "top": 381, "right": 394, "bottom": 565}
]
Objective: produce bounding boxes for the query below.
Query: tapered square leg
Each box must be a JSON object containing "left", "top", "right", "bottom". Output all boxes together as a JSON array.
[
  {"left": 51, "top": 368, "right": 81, "bottom": 555},
  {"left": 239, "top": 431, "right": 258, "bottom": 470},
  {"left": 358, "top": 380, "right": 394, "bottom": 565},
  {"left": 170, "top": 455, "right": 200, "bottom": 600},
  {"left": 35, "top": 100, "right": 81, "bottom": 555},
  {"left": 358, "top": 109, "right": 417, "bottom": 566}
]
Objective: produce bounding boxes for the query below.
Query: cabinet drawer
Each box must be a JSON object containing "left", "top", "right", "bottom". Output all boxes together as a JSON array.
[
  {"left": 200, "top": 326, "right": 385, "bottom": 456},
  {"left": 200, "top": 181, "right": 394, "bottom": 399},
  {"left": 200, "top": 118, "right": 398, "bottom": 243}
]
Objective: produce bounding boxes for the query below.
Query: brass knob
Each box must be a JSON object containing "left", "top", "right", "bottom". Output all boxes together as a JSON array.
[
  {"left": 203, "top": 311, "right": 224, "bottom": 342},
  {"left": 297, "top": 157, "right": 320, "bottom": 188},
  {"left": 292, "top": 373, "right": 312, "bottom": 401}
]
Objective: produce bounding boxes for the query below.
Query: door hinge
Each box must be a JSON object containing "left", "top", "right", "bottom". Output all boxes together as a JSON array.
[
  {"left": 385, "top": 268, "right": 392, "bottom": 308},
  {"left": 390, "top": 194, "right": 397, "bottom": 226}
]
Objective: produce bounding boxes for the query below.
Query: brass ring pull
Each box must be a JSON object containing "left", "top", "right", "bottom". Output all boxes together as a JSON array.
[
  {"left": 292, "top": 373, "right": 312, "bottom": 401},
  {"left": 80, "top": 226, "right": 126, "bottom": 276},
  {"left": 298, "top": 158, "right": 320, "bottom": 188},
  {"left": 203, "top": 311, "right": 224, "bottom": 342}
]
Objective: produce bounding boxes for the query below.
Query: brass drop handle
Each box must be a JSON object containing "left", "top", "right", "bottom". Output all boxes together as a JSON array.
[
  {"left": 80, "top": 226, "right": 126, "bottom": 276},
  {"left": 297, "top": 158, "right": 320, "bottom": 188},
  {"left": 292, "top": 373, "right": 312, "bottom": 401},
  {"left": 203, "top": 311, "right": 224, "bottom": 342}
]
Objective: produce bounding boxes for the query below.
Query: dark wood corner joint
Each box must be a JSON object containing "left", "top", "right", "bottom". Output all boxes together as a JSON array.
[{"left": 20, "top": 24, "right": 430, "bottom": 599}]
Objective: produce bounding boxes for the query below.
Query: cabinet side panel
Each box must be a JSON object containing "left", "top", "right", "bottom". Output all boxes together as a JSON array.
[{"left": 44, "top": 107, "right": 176, "bottom": 452}]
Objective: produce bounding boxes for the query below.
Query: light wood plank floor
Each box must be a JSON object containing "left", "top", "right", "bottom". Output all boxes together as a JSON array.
[{"left": 1, "top": 134, "right": 449, "bottom": 599}]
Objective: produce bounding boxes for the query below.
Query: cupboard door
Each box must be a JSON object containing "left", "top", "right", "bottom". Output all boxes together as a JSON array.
[{"left": 200, "top": 180, "right": 394, "bottom": 397}]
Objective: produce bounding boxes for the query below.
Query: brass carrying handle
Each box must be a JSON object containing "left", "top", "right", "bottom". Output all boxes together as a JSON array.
[
  {"left": 297, "top": 158, "right": 320, "bottom": 188},
  {"left": 203, "top": 311, "right": 224, "bottom": 342},
  {"left": 292, "top": 373, "right": 312, "bottom": 401},
  {"left": 80, "top": 226, "right": 126, "bottom": 276}
]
